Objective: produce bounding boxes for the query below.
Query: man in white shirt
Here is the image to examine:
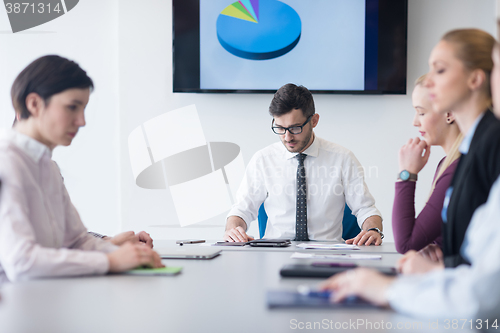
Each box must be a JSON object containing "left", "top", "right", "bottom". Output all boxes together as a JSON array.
[{"left": 224, "top": 84, "right": 383, "bottom": 244}]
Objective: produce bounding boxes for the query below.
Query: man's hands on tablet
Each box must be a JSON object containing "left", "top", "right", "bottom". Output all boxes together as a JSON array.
[
  {"left": 223, "top": 216, "right": 255, "bottom": 242},
  {"left": 346, "top": 215, "right": 383, "bottom": 246},
  {"left": 224, "top": 226, "right": 255, "bottom": 242}
]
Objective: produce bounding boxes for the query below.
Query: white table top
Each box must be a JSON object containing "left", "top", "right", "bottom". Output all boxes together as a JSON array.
[
  {"left": 0, "top": 244, "right": 472, "bottom": 333},
  {"left": 154, "top": 240, "right": 400, "bottom": 254}
]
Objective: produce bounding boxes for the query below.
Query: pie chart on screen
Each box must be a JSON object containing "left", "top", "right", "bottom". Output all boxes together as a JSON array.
[{"left": 216, "top": 0, "right": 302, "bottom": 60}]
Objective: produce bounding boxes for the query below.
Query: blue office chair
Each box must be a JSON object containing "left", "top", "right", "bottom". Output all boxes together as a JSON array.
[{"left": 257, "top": 203, "right": 361, "bottom": 239}]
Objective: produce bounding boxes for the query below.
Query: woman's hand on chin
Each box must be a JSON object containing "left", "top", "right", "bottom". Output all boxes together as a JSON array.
[{"left": 398, "top": 137, "right": 430, "bottom": 175}]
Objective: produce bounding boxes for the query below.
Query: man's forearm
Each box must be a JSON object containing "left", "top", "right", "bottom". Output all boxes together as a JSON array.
[
  {"left": 226, "top": 216, "right": 248, "bottom": 231},
  {"left": 361, "top": 215, "right": 383, "bottom": 231}
]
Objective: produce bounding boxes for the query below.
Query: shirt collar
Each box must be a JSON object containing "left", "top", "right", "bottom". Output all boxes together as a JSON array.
[
  {"left": 8, "top": 129, "right": 52, "bottom": 163},
  {"left": 459, "top": 112, "right": 485, "bottom": 154},
  {"left": 284, "top": 134, "right": 319, "bottom": 160}
]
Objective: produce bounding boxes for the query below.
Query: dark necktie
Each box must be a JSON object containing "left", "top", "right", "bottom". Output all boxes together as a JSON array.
[{"left": 295, "top": 153, "right": 309, "bottom": 241}]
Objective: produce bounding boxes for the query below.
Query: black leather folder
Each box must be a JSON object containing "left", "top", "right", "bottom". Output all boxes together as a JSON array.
[{"left": 280, "top": 264, "right": 397, "bottom": 278}]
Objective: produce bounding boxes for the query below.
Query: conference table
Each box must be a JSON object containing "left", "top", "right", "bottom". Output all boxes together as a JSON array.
[{"left": 0, "top": 241, "right": 475, "bottom": 333}]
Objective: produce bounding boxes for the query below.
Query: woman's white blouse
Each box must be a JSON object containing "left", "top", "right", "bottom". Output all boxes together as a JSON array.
[{"left": 0, "top": 130, "right": 116, "bottom": 283}]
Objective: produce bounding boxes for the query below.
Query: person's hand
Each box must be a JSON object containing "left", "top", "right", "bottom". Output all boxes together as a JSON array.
[
  {"left": 398, "top": 137, "right": 430, "bottom": 174},
  {"left": 418, "top": 244, "right": 443, "bottom": 262},
  {"left": 104, "top": 231, "right": 136, "bottom": 246},
  {"left": 397, "top": 245, "right": 443, "bottom": 272},
  {"left": 106, "top": 231, "right": 153, "bottom": 248},
  {"left": 396, "top": 250, "right": 418, "bottom": 272},
  {"left": 106, "top": 242, "right": 164, "bottom": 273},
  {"left": 136, "top": 231, "right": 153, "bottom": 248},
  {"left": 223, "top": 226, "right": 255, "bottom": 242},
  {"left": 346, "top": 230, "right": 382, "bottom": 246},
  {"left": 319, "top": 268, "right": 394, "bottom": 307},
  {"left": 397, "top": 250, "right": 444, "bottom": 275}
]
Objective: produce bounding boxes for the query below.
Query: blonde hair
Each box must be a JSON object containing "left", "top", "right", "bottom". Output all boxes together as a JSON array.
[
  {"left": 428, "top": 133, "right": 463, "bottom": 199},
  {"left": 442, "top": 29, "right": 495, "bottom": 103},
  {"left": 414, "top": 72, "right": 463, "bottom": 199},
  {"left": 414, "top": 74, "right": 426, "bottom": 87}
]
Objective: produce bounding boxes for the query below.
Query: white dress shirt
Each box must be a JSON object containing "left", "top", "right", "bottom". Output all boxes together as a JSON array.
[
  {"left": 387, "top": 175, "right": 500, "bottom": 319},
  {"left": 227, "top": 136, "right": 381, "bottom": 241},
  {"left": 459, "top": 111, "right": 484, "bottom": 154},
  {"left": 0, "top": 130, "right": 117, "bottom": 283}
]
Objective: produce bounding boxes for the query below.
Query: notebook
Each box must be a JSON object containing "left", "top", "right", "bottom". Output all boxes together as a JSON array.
[{"left": 124, "top": 266, "right": 183, "bottom": 276}]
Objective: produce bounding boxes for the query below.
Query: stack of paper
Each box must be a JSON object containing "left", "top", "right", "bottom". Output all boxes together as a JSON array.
[
  {"left": 290, "top": 252, "right": 381, "bottom": 260},
  {"left": 296, "top": 243, "right": 360, "bottom": 250}
]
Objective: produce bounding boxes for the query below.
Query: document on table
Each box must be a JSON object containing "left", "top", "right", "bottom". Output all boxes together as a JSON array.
[
  {"left": 295, "top": 243, "right": 360, "bottom": 250},
  {"left": 290, "top": 252, "right": 381, "bottom": 260}
]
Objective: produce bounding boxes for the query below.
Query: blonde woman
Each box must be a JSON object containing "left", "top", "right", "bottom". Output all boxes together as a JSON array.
[
  {"left": 320, "top": 29, "right": 500, "bottom": 319},
  {"left": 392, "top": 75, "right": 462, "bottom": 253},
  {"left": 426, "top": 29, "right": 500, "bottom": 268}
]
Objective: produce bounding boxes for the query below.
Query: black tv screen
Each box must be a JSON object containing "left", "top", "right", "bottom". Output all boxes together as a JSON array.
[{"left": 173, "top": 0, "right": 408, "bottom": 94}]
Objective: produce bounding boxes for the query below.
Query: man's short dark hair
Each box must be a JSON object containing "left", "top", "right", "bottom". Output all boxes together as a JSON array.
[
  {"left": 11, "top": 55, "right": 94, "bottom": 119},
  {"left": 269, "top": 83, "right": 315, "bottom": 118}
]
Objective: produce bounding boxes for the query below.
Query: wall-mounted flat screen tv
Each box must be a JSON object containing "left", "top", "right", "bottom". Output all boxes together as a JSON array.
[{"left": 173, "top": 0, "right": 408, "bottom": 94}]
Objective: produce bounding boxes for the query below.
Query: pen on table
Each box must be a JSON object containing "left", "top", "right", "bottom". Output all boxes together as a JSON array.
[{"left": 176, "top": 240, "right": 205, "bottom": 246}]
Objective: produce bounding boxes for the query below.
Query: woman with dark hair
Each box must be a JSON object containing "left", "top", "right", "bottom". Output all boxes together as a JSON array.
[{"left": 0, "top": 55, "right": 163, "bottom": 283}]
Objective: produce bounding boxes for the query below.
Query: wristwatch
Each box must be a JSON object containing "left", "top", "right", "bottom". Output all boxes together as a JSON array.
[
  {"left": 398, "top": 170, "right": 418, "bottom": 182},
  {"left": 367, "top": 227, "right": 384, "bottom": 239}
]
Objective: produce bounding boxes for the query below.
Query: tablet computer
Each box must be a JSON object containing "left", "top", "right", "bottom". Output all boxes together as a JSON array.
[
  {"left": 267, "top": 290, "right": 375, "bottom": 308},
  {"left": 214, "top": 239, "right": 291, "bottom": 247},
  {"left": 247, "top": 239, "right": 291, "bottom": 247},
  {"left": 155, "top": 247, "right": 221, "bottom": 259}
]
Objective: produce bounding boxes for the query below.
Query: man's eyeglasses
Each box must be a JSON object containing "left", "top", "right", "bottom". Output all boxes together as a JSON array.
[{"left": 272, "top": 115, "right": 312, "bottom": 135}]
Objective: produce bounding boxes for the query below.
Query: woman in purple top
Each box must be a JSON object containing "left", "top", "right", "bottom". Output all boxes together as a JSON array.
[{"left": 392, "top": 75, "right": 462, "bottom": 253}]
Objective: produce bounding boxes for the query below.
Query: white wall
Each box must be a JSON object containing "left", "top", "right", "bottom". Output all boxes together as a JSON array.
[
  {"left": 0, "top": 0, "right": 120, "bottom": 235},
  {"left": 117, "top": 0, "right": 497, "bottom": 241},
  {"left": 0, "top": 0, "right": 496, "bottom": 241}
]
